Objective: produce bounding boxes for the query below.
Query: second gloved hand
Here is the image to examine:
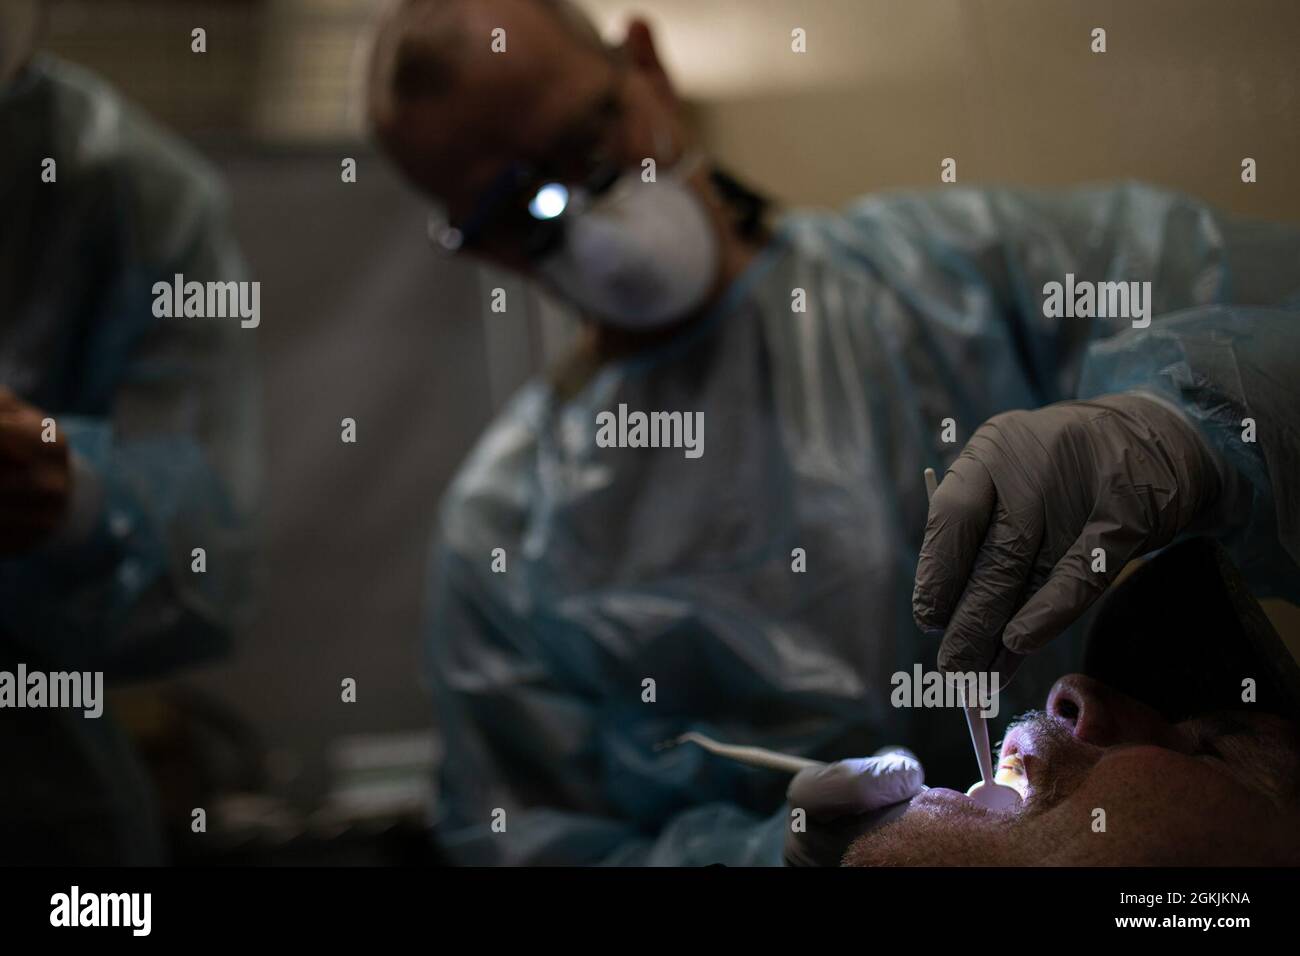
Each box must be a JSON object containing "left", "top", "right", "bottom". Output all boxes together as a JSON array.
[
  {"left": 913, "top": 392, "right": 1221, "bottom": 681},
  {"left": 783, "top": 750, "right": 924, "bottom": 866}
]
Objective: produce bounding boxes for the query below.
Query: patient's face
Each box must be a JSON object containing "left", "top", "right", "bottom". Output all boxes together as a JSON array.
[{"left": 846, "top": 674, "right": 1300, "bottom": 865}]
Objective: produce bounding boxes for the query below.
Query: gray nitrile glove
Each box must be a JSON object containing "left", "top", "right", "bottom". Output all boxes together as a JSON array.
[
  {"left": 913, "top": 392, "right": 1220, "bottom": 683},
  {"left": 782, "top": 750, "right": 924, "bottom": 866}
]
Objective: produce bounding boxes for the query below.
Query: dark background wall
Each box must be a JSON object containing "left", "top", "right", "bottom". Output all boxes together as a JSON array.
[{"left": 185, "top": 146, "right": 491, "bottom": 806}]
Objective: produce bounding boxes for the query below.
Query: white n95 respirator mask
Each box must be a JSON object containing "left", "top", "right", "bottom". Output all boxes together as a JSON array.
[{"left": 535, "top": 152, "right": 720, "bottom": 330}]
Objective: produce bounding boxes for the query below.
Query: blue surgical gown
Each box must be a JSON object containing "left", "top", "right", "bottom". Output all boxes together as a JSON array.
[
  {"left": 425, "top": 182, "right": 1300, "bottom": 865},
  {"left": 0, "top": 57, "right": 259, "bottom": 863}
]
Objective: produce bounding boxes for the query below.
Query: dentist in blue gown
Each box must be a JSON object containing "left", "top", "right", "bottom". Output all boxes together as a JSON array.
[{"left": 363, "top": 0, "right": 1300, "bottom": 865}]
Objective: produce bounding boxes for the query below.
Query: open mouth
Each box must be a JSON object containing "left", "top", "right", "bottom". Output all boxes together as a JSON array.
[
  {"left": 996, "top": 726, "right": 1034, "bottom": 799},
  {"left": 994, "top": 752, "right": 1028, "bottom": 799},
  {"left": 906, "top": 731, "right": 1033, "bottom": 815}
]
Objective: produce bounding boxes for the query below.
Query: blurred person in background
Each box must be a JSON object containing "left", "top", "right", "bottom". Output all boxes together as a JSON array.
[
  {"left": 365, "top": 0, "right": 1300, "bottom": 865},
  {"left": 0, "top": 0, "right": 259, "bottom": 865}
]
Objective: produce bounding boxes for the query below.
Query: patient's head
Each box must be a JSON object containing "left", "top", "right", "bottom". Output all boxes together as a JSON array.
[{"left": 846, "top": 673, "right": 1300, "bottom": 865}]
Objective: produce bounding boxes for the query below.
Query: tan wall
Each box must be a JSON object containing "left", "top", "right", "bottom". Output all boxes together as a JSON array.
[
  {"left": 47, "top": 1, "right": 1300, "bottom": 220},
  {"left": 663, "top": 0, "right": 1300, "bottom": 219}
]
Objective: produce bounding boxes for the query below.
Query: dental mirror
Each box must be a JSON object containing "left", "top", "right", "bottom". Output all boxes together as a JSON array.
[{"left": 923, "top": 467, "right": 1023, "bottom": 812}]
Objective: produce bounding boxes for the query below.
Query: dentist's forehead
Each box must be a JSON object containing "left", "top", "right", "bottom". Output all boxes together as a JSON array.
[{"left": 370, "top": 0, "right": 612, "bottom": 182}]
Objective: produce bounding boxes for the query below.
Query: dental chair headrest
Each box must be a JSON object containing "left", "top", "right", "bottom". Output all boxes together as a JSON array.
[{"left": 1083, "top": 537, "right": 1300, "bottom": 723}]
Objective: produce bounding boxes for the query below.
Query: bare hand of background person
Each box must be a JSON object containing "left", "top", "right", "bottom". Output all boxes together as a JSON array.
[{"left": 0, "top": 386, "right": 72, "bottom": 554}]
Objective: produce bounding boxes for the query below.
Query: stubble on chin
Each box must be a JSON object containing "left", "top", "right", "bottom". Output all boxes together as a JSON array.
[{"left": 843, "top": 809, "right": 1024, "bottom": 867}]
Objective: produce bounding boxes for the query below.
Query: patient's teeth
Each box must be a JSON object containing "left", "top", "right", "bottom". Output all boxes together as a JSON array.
[{"left": 995, "top": 753, "right": 1028, "bottom": 798}]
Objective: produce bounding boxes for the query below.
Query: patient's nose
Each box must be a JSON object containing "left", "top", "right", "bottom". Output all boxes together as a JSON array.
[{"left": 1047, "top": 674, "right": 1186, "bottom": 749}]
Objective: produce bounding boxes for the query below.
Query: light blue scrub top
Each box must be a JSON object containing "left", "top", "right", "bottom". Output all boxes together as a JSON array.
[{"left": 426, "top": 182, "right": 1300, "bottom": 865}]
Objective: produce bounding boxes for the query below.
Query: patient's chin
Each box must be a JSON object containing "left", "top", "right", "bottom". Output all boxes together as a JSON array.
[
  {"left": 843, "top": 819, "right": 915, "bottom": 867},
  {"left": 844, "top": 816, "right": 953, "bottom": 867},
  {"left": 844, "top": 812, "right": 1017, "bottom": 867}
]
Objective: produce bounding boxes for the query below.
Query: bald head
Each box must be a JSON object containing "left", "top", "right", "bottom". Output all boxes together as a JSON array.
[
  {"left": 366, "top": 0, "right": 614, "bottom": 202},
  {"left": 362, "top": 0, "right": 764, "bottom": 320}
]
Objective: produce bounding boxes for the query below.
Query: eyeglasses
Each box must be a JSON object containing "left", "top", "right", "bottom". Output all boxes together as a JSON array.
[
  {"left": 429, "top": 64, "right": 630, "bottom": 260},
  {"left": 429, "top": 157, "right": 623, "bottom": 260}
]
